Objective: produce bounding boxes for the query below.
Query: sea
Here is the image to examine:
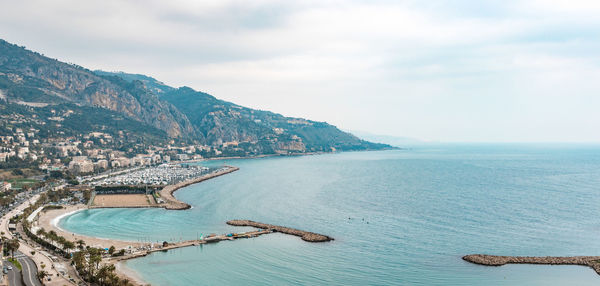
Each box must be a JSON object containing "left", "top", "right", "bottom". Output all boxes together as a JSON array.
[{"left": 58, "top": 144, "right": 600, "bottom": 285}]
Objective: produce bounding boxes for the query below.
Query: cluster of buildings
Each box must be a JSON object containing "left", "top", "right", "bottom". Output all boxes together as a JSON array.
[
  {"left": 90, "top": 164, "right": 210, "bottom": 186},
  {"left": 0, "top": 127, "right": 42, "bottom": 162},
  {"left": 1, "top": 181, "right": 11, "bottom": 191},
  {"left": 0, "top": 123, "right": 222, "bottom": 174}
]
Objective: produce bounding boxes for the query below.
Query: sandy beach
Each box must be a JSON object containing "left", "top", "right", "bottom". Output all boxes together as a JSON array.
[
  {"left": 115, "top": 261, "right": 148, "bottom": 286},
  {"left": 37, "top": 205, "right": 148, "bottom": 285},
  {"left": 38, "top": 204, "right": 143, "bottom": 249}
]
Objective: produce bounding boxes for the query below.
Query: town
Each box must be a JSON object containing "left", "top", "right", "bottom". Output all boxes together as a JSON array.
[{"left": 0, "top": 114, "right": 237, "bottom": 198}]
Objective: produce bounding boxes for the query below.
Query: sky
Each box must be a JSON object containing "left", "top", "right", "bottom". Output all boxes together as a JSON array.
[{"left": 1, "top": 0, "right": 599, "bottom": 142}]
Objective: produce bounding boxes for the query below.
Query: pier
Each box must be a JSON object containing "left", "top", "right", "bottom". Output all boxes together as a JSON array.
[
  {"left": 463, "top": 254, "right": 600, "bottom": 275},
  {"left": 227, "top": 220, "right": 334, "bottom": 242},
  {"left": 110, "top": 229, "right": 274, "bottom": 263}
]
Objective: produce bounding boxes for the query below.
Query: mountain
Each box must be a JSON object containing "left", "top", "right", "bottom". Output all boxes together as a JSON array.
[
  {"left": 0, "top": 39, "right": 390, "bottom": 154},
  {"left": 93, "top": 71, "right": 174, "bottom": 95},
  {"left": 349, "top": 130, "right": 422, "bottom": 147},
  {"left": 0, "top": 39, "right": 195, "bottom": 138},
  {"left": 110, "top": 74, "right": 388, "bottom": 152}
]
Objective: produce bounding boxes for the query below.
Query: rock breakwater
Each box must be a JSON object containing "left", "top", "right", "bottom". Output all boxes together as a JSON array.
[
  {"left": 463, "top": 254, "right": 600, "bottom": 275},
  {"left": 227, "top": 220, "right": 333, "bottom": 242},
  {"left": 160, "top": 166, "right": 239, "bottom": 210}
]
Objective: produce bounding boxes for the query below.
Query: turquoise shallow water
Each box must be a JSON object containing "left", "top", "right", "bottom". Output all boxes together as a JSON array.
[{"left": 60, "top": 144, "right": 600, "bottom": 285}]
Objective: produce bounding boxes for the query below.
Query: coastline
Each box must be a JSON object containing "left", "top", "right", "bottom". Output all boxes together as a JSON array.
[
  {"left": 37, "top": 158, "right": 342, "bottom": 285},
  {"left": 116, "top": 261, "right": 149, "bottom": 286},
  {"left": 50, "top": 207, "right": 84, "bottom": 230},
  {"left": 37, "top": 166, "right": 241, "bottom": 284}
]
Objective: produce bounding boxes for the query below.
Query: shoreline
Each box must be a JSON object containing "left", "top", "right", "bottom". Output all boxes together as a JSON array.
[
  {"left": 39, "top": 205, "right": 143, "bottom": 249},
  {"left": 37, "top": 166, "right": 242, "bottom": 285},
  {"left": 40, "top": 207, "right": 335, "bottom": 285},
  {"left": 181, "top": 151, "right": 328, "bottom": 163},
  {"left": 115, "top": 261, "right": 149, "bottom": 286},
  {"left": 36, "top": 158, "right": 336, "bottom": 285},
  {"left": 50, "top": 207, "right": 84, "bottom": 231}
]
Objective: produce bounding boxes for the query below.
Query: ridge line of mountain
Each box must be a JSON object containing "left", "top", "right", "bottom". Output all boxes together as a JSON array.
[{"left": 0, "top": 38, "right": 392, "bottom": 156}]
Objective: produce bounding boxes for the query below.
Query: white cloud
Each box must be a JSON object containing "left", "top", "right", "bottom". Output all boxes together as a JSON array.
[{"left": 0, "top": 0, "right": 599, "bottom": 142}]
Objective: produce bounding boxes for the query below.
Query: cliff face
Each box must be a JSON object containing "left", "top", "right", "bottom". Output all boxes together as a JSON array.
[{"left": 0, "top": 40, "right": 195, "bottom": 138}]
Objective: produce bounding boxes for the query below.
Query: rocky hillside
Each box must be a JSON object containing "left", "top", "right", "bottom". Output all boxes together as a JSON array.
[
  {"left": 0, "top": 40, "right": 195, "bottom": 138},
  {"left": 0, "top": 39, "right": 390, "bottom": 154},
  {"left": 116, "top": 78, "right": 389, "bottom": 153}
]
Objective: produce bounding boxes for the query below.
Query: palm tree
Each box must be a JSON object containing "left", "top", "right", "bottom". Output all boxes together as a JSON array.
[
  {"left": 76, "top": 239, "right": 86, "bottom": 250},
  {"left": 5, "top": 239, "right": 19, "bottom": 258},
  {"left": 47, "top": 230, "right": 57, "bottom": 245},
  {"left": 97, "top": 264, "right": 116, "bottom": 285},
  {"left": 36, "top": 228, "right": 46, "bottom": 237},
  {"left": 56, "top": 236, "right": 66, "bottom": 249},
  {"left": 63, "top": 241, "right": 75, "bottom": 254},
  {"left": 37, "top": 270, "right": 48, "bottom": 281}
]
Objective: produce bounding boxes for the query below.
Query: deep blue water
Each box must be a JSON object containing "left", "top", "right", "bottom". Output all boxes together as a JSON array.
[{"left": 60, "top": 144, "right": 600, "bottom": 285}]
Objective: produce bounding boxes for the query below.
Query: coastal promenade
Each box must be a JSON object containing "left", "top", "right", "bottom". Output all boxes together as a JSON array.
[
  {"left": 0, "top": 195, "right": 74, "bottom": 286},
  {"left": 463, "top": 254, "right": 600, "bottom": 275}
]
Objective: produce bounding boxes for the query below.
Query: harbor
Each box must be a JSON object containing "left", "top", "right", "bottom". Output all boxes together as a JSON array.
[{"left": 85, "top": 165, "right": 240, "bottom": 209}]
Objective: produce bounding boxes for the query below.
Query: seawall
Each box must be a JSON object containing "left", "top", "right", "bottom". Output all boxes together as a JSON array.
[{"left": 159, "top": 166, "right": 240, "bottom": 210}]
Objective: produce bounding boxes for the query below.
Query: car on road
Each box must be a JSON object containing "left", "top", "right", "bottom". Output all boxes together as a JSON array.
[{"left": 7, "top": 266, "right": 12, "bottom": 270}]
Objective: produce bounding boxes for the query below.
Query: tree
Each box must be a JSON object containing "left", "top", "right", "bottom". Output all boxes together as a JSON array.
[
  {"left": 97, "top": 264, "right": 116, "bottom": 285},
  {"left": 88, "top": 248, "right": 102, "bottom": 275},
  {"left": 5, "top": 239, "right": 19, "bottom": 258},
  {"left": 37, "top": 270, "right": 48, "bottom": 281},
  {"left": 72, "top": 251, "right": 86, "bottom": 273},
  {"left": 108, "top": 245, "right": 115, "bottom": 255},
  {"left": 47, "top": 230, "right": 57, "bottom": 242},
  {"left": 76, "top": 239, "right": 86, "bottom": 250},
  {"left": 36, "top": 228, "right": 46, "bottom": 237},
  {"left": 63, "top": 240, "right": 75, "bottom": 254}
]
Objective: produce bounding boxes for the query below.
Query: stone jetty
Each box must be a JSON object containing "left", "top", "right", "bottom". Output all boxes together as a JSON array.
[
  {"left": 227, "top": 220, "right": 334, "bottom": 242},
  {"left": 463, "top": 254, "right": 600, "bottom": 275},
  {"left": 160, "top": 166, "right": 239, "bottom": 209}
]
